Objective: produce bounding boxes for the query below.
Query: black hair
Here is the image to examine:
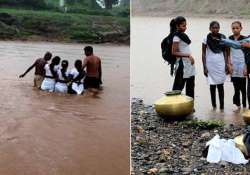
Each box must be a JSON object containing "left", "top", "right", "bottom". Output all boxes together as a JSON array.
[
  {"left": 44, "top": 51, "right": 52, "bottom": 60},
  {"left": 232, "top": 21, "right": 242, "bottom": 28},
  {"left": 209, "top": 21, "right": 220, "bottom": 29},
  {"left": 170, "top": 16, "right": 186, "bottom": 33},
  {"left": 170, "top": 18, "right": 177, "bottom": 33},
  {"left": 175, "top": 16, "right": 186, "bottom": 26},
  {"left": 73, "top": 59, "right": 85, "bottom": 82},
  {"left": 50, "top": 56, "right": 60, "bottom": 78},
  {"left": 84, "top": 46, "right": 93, "bottom": 54},
  {"left": 61, "top": 60, "right": 68, "bottom": 80},
  {"left": 61, "top": 60, "right": 68, "bottom": 68},
  {"left": 74, "top": 59, "right": 82, "bottom": 71},
  {"left": 51, "top": 56, "right": 61, "bottom": 65}
]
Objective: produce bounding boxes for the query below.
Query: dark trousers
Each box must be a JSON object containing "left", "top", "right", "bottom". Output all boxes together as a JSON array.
[
  {"left": 246, "top": 64, "right": 250, "bottom": 109},
  {"left": 172, "top": 62, "right": 195, "bottom": 99},
  {"left": 232, "top": 77, "right": 246, "bottom": 108},
  {"left": 210, "top": 84, "right": 224, "bottom": 109}
]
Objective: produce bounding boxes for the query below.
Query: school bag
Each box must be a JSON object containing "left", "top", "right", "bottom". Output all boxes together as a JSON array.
[{"left": 161, "top": 33, "right": 176, "bottom": 75}]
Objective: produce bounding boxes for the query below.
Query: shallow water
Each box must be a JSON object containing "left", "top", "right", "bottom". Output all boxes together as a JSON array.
[
  {"left": 0, "top": 41, "right": 129, "bottom": 175},
  {"left": 131, "top": 17, "right": 250, "bottom": 125}
]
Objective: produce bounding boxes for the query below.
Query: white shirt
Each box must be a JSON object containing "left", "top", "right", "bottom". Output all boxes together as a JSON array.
[
  {"left": 203, "top": 37, "right": 227, "bottom": 85},
  {"left": 70, "top": 68, "right": 84, "bottom": 83},
  {"left": 203, "top": 38, "right": 225, "bottom": 64},
  {"left": 44, "top": 64, "right": 60, "bottom": 77},
  {"left": 173, "top": 36, "right": 195, "bottom": 78},
  {"left": 57, "top": 69, "right": 69, "bottom": 81}
]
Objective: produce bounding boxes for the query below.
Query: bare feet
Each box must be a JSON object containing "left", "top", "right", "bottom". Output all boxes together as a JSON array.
[{"left": 233, "top": 105, "right": 241, "bottom": 113}]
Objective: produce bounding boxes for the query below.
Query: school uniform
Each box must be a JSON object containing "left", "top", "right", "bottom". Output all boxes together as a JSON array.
[
  {"left": 240, "top": 36, "right": 250, "bottom": 109},
  {"left": 172, "top": 34, "right": 195, "bottom": 99},
  {"left": 69, "top": 68, "right": 85, "bottom": 95},
  {"left": 41, "top": 64, "right": 60, "bottom": 92},
  {"left": 229, "top": 35, "right": 247, "bottom": 108},
  {"left": 203, "top": 33, "right": 226, "bottom": 109},
  {"left": 55, "top": 69, "right": 69, "bottom": 93}
]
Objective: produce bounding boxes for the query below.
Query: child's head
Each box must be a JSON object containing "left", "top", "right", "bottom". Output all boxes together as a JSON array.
[
  {"left": 52, "top": 56, "right": 61, "bottom": 65},
  {"left": 84, "top": 46, "right": 93, "bottom": 56},
  {"left": 74, "top": 59, "right": 82, "bottom": 70},
  {"left": 209, "top": 21, "right": 220, "bottom": 34},
  {"left": 231, "top": 21, "right": 242, "bottom": 35},
  {"left": 175, "top": 16, "right": 187, "bottom": 32},
  {"left": 61, "top": 60, "right": 68, "bottom": 69},
  {"left": 44, "top": 52, "right": 52, "bottom": 61}
]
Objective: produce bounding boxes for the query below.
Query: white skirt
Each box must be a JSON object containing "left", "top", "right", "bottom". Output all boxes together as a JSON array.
[
  {"left": 206, "top": 55, "right": 227, "bottom": 85},
  {"left": 55, "top": 82, "right": 68, "bottom": 93},
  {"left": 41, "top": 78, "right": 55, "bottom": 92},
  {"left": 72, "top": 82, "right": 84, "bottom": 95}
]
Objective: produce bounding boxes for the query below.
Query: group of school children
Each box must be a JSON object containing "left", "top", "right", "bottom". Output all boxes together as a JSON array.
[
  {"left": 168, "top": 16, "right": 250, "bottom": 112},
  {"left": 19, "top": 46, "right": 102, "bottom": 95}
]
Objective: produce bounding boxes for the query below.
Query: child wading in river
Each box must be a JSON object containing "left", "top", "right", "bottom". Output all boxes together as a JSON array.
[
  {"left": 228, "top": 21, "right": 247, "bottom": 112},
  {"left": 41, "top": 56, "right": 61, "bottom": 92},
  {"left": 171, "top": 16, "right": 196, "bottom": 102},
  {"left": 55, "top": 60, "right": 70, "bottom": 93},
  {"left": 19, "top": 52, "right": 52, "bottom": 89},
  {"left": 202, "top": 21, "right": 230, "bottom": 111},
  {"left": 68, "top": 60, "right": 85, "bottom": 95}
]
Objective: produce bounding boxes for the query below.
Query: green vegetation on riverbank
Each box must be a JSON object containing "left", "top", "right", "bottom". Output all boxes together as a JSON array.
[{"left": 0, "top": 6, "right": 129, "bottom": 44}]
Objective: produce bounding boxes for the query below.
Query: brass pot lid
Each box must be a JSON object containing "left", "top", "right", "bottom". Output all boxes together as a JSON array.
[{"left": 164, "top": 90, "right": 182, "bottom": 96}]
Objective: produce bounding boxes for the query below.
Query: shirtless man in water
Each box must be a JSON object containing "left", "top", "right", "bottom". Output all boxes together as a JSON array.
[
  {"left": 83, "top": 46, "right": 102, "bottom": 90},
  {"left": 19, "top": 52, "right": 52, "bottom": 89}
]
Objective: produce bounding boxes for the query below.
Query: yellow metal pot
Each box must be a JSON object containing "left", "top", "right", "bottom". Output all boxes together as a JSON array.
[
  {"left": 234, "top": 134, "right": 248, "bottom": 157},
  {"left": 154, "top": 90, "right": 194, "bottom": 120},
  {"left": 242, "top": 110, "right": 250, "bottom": 125}
]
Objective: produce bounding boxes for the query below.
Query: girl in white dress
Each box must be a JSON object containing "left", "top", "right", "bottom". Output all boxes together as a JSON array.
[
  {"left": 68, "top": 60, "right": 85, "bottom": 95},
  {"left": 202, "top": 21, "right": 230, "bottom": 110},
  {"left": 55, "top": 60, "right": 70, "bottom": 93},
  {"left": 41, "top": 56, "right": 61, "bottom": 92},
  {"left": 171, "top": 16, "right": 195, "bottom": 100}
]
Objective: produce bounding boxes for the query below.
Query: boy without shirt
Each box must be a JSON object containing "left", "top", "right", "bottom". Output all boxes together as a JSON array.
[
  {"left": 19, "top": 52, "right": 52, "bottom": 89},
  {"left": 83, "top": 46, "right": 102, "bottom": 90}
]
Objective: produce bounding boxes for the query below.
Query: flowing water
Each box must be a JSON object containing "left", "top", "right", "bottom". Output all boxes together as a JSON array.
[
  {"left": 0, "top": 41, "right": 129, "bottom": 175},
  {"left": 131, "top": 17, "right": 250, "bottom": 125}
]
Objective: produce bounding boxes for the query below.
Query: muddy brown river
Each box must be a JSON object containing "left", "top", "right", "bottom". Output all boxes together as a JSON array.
[
  {"left": 131, "top": 17, "right": 250, "bottom": 125},
  {"left": 0, "top": 41, "right": 129, "bottom": 175}
]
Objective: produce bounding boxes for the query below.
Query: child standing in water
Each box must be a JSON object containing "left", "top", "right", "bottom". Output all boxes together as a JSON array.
[
  {"left": 202, "top": 21, "right": 230, "bottom": 111},
  {"left": 55, "top": 60, "right": 70, "bottom": 93},
  {"left": 68, "top": 60, "right": 85, "bottom": 95},
  {"left": 228, "top": 21, "right": 247, "bottom": 112},
  {"left": 19, "top": 52, "right": 52, "bottom": 89},
  {"left": 171, "top": 16, "right": 195, "bottom": 100},
  {"left": 41, "top": 56, "right": 61, "bottom": 92}
]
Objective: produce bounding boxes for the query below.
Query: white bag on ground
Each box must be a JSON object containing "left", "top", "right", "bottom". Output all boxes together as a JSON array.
[{"left": 206, "top": 134, "right": 248, "bottom": 164}]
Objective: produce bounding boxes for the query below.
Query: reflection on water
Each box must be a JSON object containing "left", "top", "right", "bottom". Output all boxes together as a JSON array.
[
  {"left": 0, "top": 41, "right": 129, "bottom": 175},
  {"left": 131, "top": 17, "right": 250, "bottom": 125}
]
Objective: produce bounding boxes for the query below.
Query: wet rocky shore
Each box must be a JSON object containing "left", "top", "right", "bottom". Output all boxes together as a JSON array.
[{"left": 131, "top": 98, "right": 250, "bottom": 175}]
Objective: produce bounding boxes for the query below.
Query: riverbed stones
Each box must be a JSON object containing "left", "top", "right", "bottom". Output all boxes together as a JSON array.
[{"left": 131, "top": 98, "right": 250, "bottom": 175}]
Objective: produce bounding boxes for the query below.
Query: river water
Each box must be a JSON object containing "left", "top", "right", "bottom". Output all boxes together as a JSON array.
[
  {"left": 0, "top": 41, "right": 129, "bottom": 175},
  {"left": 131, "top": 17, "right": 250, "bottom": 124}
]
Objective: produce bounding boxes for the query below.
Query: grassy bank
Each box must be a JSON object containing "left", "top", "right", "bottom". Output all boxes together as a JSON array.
[{"left": 0, "top": 8, "right": 130, "bottom": 44}]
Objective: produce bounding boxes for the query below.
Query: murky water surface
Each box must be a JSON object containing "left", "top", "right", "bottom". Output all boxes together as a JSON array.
[{"left": 0, "top": 41, "right": 129, "bottom": 175}]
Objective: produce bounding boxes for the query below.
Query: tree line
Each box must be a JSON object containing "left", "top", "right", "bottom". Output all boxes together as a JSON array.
[{"left": 0, "top": 0, "right": 130, "bottom": 10}]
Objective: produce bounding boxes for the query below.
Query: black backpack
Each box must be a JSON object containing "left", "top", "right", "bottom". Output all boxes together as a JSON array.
[{"left": 161, "top": 33, "right": 176, "bottom": 75}]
